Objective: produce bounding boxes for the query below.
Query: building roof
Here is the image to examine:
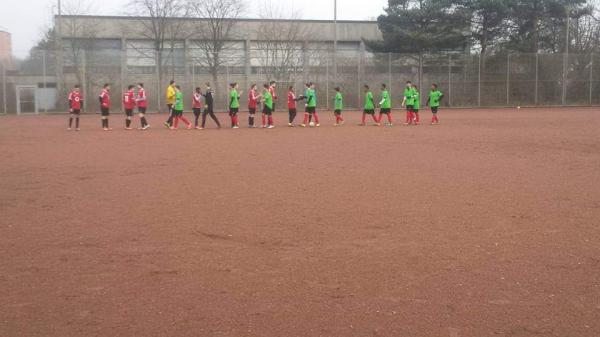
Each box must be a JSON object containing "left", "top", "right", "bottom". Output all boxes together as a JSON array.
[{"left": 54, "top": 14, "right": 377, "bottom": 25}]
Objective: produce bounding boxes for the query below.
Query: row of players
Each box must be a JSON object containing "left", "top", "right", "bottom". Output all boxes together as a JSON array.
[{"left": 66, "top": 81, "right": 444, "bottom": 131}]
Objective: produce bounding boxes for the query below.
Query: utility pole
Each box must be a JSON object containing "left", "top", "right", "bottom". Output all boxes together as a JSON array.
[
  {"left": 333, "top": 0, "right": 337, "bottom": 83},
  {"left": 563, "top": 5, "right": 570, "bottom": 105}
]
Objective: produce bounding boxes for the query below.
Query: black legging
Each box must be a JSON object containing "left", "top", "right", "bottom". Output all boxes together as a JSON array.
[
  {"left": 165, "top": 104, "right": 174, "bottom": 124},
  {"left": 289, "top": 108, "right": 297, "bottom": 123},
  {"left": 193, "top": 108, "right": 201, "bottom": 127},
  {"left": 202, "top": 107, "right": 221, "bottom": 128}
]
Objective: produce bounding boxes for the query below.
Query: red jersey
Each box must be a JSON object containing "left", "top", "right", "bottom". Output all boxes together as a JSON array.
[
  {"left": 192, "top": 92, "right": 203, "bottom": 109},
  {"left": 248, "top": 89, "right": 258, "bottom": 109},
  {"left": 287, "top": 91, "right": 296, "bottom": 109},
  {"left": 68, "top": 91, "right": 83, "bottom": 110},
  {"left": 269, "top": 86, "right": 277, "bottom": 101},
  {"left": 123, "top": 90, "right": 136, "bottom": 110},
  {"left": 137, "top": 88, "right": 147, "bottom": 108},
  {"left": 99, "top": 89, "right": 110, "bottom": 108}
]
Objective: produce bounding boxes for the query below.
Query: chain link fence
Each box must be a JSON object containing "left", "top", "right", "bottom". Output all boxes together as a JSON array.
[{"left": 2, "top": 47, "right": 600, "bottom": 114}]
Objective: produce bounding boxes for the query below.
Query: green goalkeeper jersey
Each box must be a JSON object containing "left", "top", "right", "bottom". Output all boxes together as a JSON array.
[
  {"left": 364, "top": 91, "right": 375, "bottom": 110},
  {"left": 263, "top": 91, "right": 273, "bottom": 109},
  {"left": 412, "top": 90, "right": 420, "bottom": 110},
  {"left": 381, "top": 90, "right": 391, "bottom": 109},
  {"left": 229, "top": 89, "right": 240, "bottom": 109},
  {"left": 334, "top": 92, "right": 343, "bottom": 110},
  {"left": 429, "top": 90, "right": 443, "bottom": 108},
  {"left": 404, "top": 87, "right": 415, "bottom": 106},
  {"left": 174, "top": 92, "right": 184, "bottom": 111}
]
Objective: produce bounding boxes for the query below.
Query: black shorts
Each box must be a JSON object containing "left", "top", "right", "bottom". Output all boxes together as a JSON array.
[
  {"left": 248, "top": 107, "right": 256, "bottom": 114},
  {"left": 413, "top": 109, "right": 420, "bottom": 113},
  {"left": 380, "top": 108, "right": 391, "bottom": 114},
  {"left": 334, "top": 109, "right": 342, "bottom": 115},
  {"left": 229, "top": 107, "right": 239, "bottom": 115},
  {"left": 406, "top": 105, "right": 414, "bottom": 112},
  {"left": 431, "top": 107, "right": 439, "bottom": 114},
  {"left": 167, "top": 104, "right": 173, "bottom": 113},
  {"left": 138, "top": 107, "right": 147, "bottom": 114},
  {"left": 263, "top": 106, "right": 272, "bottom": 115},
  {"left": 307, "top": 106, "right": 316, "bottom": 114},
  {"left": 71, "top": 109, "right": 81, "bottom": 115},
  {"left": 193, "top": 108, "right": 202, "bottom": 115},
  {"left": 173, "top": 109, "right": 183, "bottom": 116},
  {"left": 363, "top": 109, "right": 375, "bottom": 115},
  {"left": 101, "top": 107, "right": 110, "bottom": 116},
  {"left": 125, "top": 109, "right": 134, "bottom": 117}
]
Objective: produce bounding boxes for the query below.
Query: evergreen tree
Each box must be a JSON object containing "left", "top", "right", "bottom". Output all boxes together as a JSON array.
[
  {"left": 368, "top": 0, "right": 469, "bottom": 53},
  {"left": 460, "top": 0, "right": 512, "bottom": 54},
  {"left": 507, "top": 0, "right": 591, "bottom": 52}
]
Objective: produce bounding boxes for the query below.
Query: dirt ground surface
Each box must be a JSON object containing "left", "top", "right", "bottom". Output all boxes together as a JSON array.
[{"left": 1, "top": 108, "right": 599, "bottom": 337}]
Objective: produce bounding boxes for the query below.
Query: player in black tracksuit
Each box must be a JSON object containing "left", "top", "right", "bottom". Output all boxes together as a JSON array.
[{"left": 201, "top": 83, "right": 221, "bottom": 129}]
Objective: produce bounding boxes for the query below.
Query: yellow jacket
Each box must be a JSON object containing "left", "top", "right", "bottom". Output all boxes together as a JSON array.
[{"left": 166, "top": 85, "right": 176, "bottom": 105}]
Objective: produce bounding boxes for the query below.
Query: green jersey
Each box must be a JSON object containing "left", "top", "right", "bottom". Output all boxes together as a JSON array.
[
  {"left": 334, "top": 92, "right": 343, "bottom": 110},
  {"left": 307, "top": 88, "right": 316, "bottom": 108},
  {"left": 364, "top": 91, "right": 375, "bottom": 110},
  {"left": 229, "top": 89, "right": 240, "bottom": 108},
  {"left": 412, "top": 91, "right": 420, "bottom": 110},
  {"left": 263, "top": 91, "right": 273, "bottom": 109},
  {"left": 174, "top": 92, "right": 184, "bottom": 111},
  {"left": 404, "top": 87, "right": 415, "bottom": 106},
  {"left": 381, "top": 90, "right": 391, "bottom": 109},
  {"left": 429, "top": 90, "right": 443, "bottom": 108}
]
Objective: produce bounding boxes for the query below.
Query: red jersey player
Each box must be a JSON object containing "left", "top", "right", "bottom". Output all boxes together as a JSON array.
[
  {"left": 67, "top": 85, "right": 83, "bottom": 131},
  {"left": 192, "top": 87, "right": 203, "bottom": 129},
  {"left": 287, "top": 86, "right": 298, "bottom": 127},
  {"left": 99, "top": 83, "right": 111, "bottom": 131},
  {"left": 123, "top": 85, "right": 136, "bottom": 130},
  {"left": 248, "top": 84, "right": 258, "bottom": 128},
  {"left": 136, "top": 83, "right": 150, "bottom": 130}
]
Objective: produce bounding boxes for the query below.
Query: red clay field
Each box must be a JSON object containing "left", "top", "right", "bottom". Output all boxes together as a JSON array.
[{"left": 1, "top": 108, "right": 599, "bottom": 337}]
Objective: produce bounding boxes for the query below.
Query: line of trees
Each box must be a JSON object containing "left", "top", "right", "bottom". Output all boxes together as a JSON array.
[{"left": 369, "top": 0, "right": 600, "bottom": 55}]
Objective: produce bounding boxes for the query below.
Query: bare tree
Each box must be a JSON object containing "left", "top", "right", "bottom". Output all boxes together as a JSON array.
[
  {"left": 253, "top": 1, "right": 311, "bottom": 82},
  {"left": 58, "top": 0, "right": 99, "bottom": 111},
  {"left": 191, "top": 0, "right": 243, "bottom": 88},
  {"left": 128, "top": 0, "right": 191, "bottom": 111}
]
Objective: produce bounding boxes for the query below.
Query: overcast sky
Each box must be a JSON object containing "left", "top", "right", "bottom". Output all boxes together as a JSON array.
[{"left": 0, "top": 0, "right": 388, "bottom": 58}]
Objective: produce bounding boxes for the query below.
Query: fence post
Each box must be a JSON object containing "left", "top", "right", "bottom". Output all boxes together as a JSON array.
[
  {"left": 478, "top": 53, "right": 481, "bottom": 107},
  {"left": 388, "top": 52, "right": 392, "bottom": 90},
  {"left": 535, "top": 53, "right": 539, "bottom": 106},
  {"left": 562, "top": 52, "right": 567, "bottom": 105},
  {"left": 418, "top": 53, "right": 423, "bottom": 96},
  {"left": 1, "top": 62, "right": 6, "bottom": 114},
  {"left": 590, "top": 53, "right": 593, "bottom": 105},
  {"left": 156, "top": 52, "right": 161, "bottom": 113},
  {"left": 82, "top": 49, "right": 87, "bottom": 113},
  {"left": 358, "top": 44, "right": 363, "bottom": 110},
  {"left": 244, "top": 39, "right": 251, "bottom": 92},
  {"left": 42, "top": 50, "right": 47, "bottom": 113},
  {"left": 121, "top": 37, "right": 127, "bottom": 112},
  {"left": 506, "top": 53, "right": 510, "bottom": 106},
  {"left": 448, "top": 54, "right": 452, "bottom": 107},
  {"left": 226, "top": 65, "right": 230, "bottom": 109},
  {"left": 326, "top": 52, "right": 330, "bottom": 111},
  {"left": 183, "top": 39, "right": 190, "bottom": 93},
  {"left": 191, "top": 55, "right": 195, "bottom": 91}
]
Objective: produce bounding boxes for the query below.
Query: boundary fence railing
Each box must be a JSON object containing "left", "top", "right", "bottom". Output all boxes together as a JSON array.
[{"left": 2, "top": 49, "right": 599, "bottom": 113}]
